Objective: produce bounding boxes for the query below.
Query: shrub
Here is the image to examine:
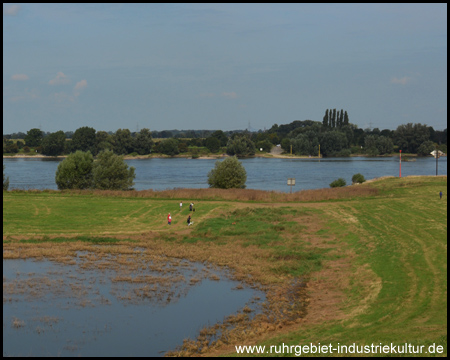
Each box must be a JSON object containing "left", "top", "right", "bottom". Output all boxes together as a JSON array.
[
  {"left": 330, "top": 178, "right": 346, "bottom": 188},
  {"left": 92, "top": 150, "right": 136, "bottom": 190},
  {"left": 3, "top": 165, "right": 9, "bottom": 191},
  {"left": 352, "top": 173, "right": 366, "bottom": 184},
  {"left": 207, "top": 156, "right": 247, "bottom": 189},
  {"left": 55, "top": 151, "right": 94, "bottom": 190}
]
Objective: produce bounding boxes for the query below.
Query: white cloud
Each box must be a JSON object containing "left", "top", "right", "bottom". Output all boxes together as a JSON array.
[
  {"left": 3, "top": 4, "right": 20, "bottom": 16},
  {"left": 11, "top": 74, "right": 29, "bottom": 81},
  {"left": 222, "top": 92, "right": 238, "bottom": 99},
  {"left": 391, "top": 76, "right": 412, "bottom": 85},
  {"left": 49, "top": 72, "right": 70, "bottom": 85},
  {"left": 74, "top": 79, "right": 87, "bottom": 96},
  {"left": 74, "top": 79, "right": 87, "bottom": 91}
]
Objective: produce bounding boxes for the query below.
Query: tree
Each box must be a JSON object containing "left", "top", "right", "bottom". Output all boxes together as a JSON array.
[
  {"left": 226, "top": 135, "right": 256, "bottom": 157},
  {"left": 376, "top": 136, "right": 394, "bottom": 155},
  {"left": 343, "top": 111, "right": 349, "bottom": 126},
  {"left": 319, "top": 131, "right": 348, "bottom": 157},
  {"left": 210, "top": 130, "right": 228, "bottom": 147},
  {"left": 55, "top": 151, "right": 94, "bottom": 190},
  {"left": 323, "top": 109, "right": 329, "bottom": 128},
  {"left": 207, "top": 156, "right": 247, "bottom": 189},
  {"left": 92, "top": 150, "right": 135, "bottom": 190},
  {"left": 331, "top": 109, "right": 336, "bottom": 128},
  {"left": 159, "top": 138, "right": 179, "bottom": 156},
  {"left": 364, "top": 135, "right": 379, "bottom": 156},
  {"left": 3, "top": 165, "right": 9, "bottom": 191},
  {"left": 393, "top": 123, "right": 430, "bottom": 154},
  {"left": 24, "top": 128, "right": 44, "bottom": 147},
  {"left": 41, "top": 130, "right": 66, "bottom": 156},
  {"left": 113, "top": 128, "right": 134, "bottom": 155},
  {"left": 96, "top": 131, "right": 114, "bottom": 153},
  {"left": 134, "top": 128, "right": 154, "bottom": 155},
  {"left": 256, "top": 139, "right": 273, "bottom": 152},
  {"left": 417, "top": 141, "right": 436, "bottom": 156},
  {"left": 71, "top": 126, "right": 97, "bottom": 154},
  {"left": 205, "top": 137, "right": 221, "bottom": 153}
]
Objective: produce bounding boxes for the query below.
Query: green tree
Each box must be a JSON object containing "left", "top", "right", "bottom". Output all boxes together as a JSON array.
[
  {"left": 24, "top": 128, "right": 44, "bottom": 147},
  {"left": 331, "top": 109, "right": 336, "bottom": 128},
  {"left": 159, "top": 138, "right": 180, "bottom": 156},
  {"left": 71, "top": 126, "right": 97, "bottom": 154},
  {"left": 211, "top": 130, "right": 228, "bottom": 147},
  {"left": 393, "top": 123, "right": 430, "bottom": 154},
  {"left": 323, "top": 109, "right": 329, "bottom": 128},
  {"left": 205, "top": 137, "right": 221, "bottom": 153},
  {"left": 256, "top": 139, "right": 273, "bottom": 152},
  {"left": 376, "top": 136, "right": 394, "bottom": 155},
  {"left": 134, "top": 128, "right": 154, "bottom": 155},
  {"left": 55, "top": 151, "right": 94, "bottom": 190},
  {"left": 113, "top": 128, "right": 134, "bottom": 155},
  {"left": 207, "top": 156, "right": 247, "bottom": 189},
  {"left": 3, "top": 140, "right": 19, "bottom": 154},
  {"left": 343, "top": 111, "right": 349, "bottom": 126},
  {"left": 41, "top": 130, "right": 66, "bottom": 156},
  {"left": 92, "top": 150, "right": 135, "bottom": 190},
  {"left": 417, "top": 141, "right": 436, "bottom": 156},
  {"left": 226, "top": 135, "right": 256, "bottom": 157},
  {"left": 319, "top": 131, "right": 348, "bottom": 156},
  {"left": 96, "top": 131, "right": 114, "bottom": 153},
  {"left": 3, "top": 165, "right": 9, "bottom": 191},
  {"left": 338, "top": 109, "right": 344, "bottom": 128},
  {"left": 364, "top": 135, "right": 379, "bottom": 156}
]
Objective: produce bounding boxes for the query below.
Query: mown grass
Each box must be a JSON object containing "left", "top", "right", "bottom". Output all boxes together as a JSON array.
[{"left": 248, "top": 176, "right": 447, "bottom": 357}]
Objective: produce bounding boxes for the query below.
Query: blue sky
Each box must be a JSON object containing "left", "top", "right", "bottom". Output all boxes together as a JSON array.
[{"left": 3, "top": 3, "right": 447, "bottom": 134}]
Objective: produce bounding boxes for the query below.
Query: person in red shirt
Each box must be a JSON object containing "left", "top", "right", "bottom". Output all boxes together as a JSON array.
[{"left": 168, "top": 213, "right": 172, "bottom": 225}]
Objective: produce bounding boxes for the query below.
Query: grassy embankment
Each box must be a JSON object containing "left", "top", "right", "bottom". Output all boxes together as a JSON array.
[{"left": 2, "top": 176, "right": 447, "bottom": 356}]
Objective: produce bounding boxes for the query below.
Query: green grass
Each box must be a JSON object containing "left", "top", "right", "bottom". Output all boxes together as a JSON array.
[
  {"left": 3, "top": 176, "right": 447, "bottom": 356},
  {"left": 249, "top": 177, "right": 447, "bottom": 356},
  {"left": 2, "top": 191, "right": 219, "bottom": 235}
]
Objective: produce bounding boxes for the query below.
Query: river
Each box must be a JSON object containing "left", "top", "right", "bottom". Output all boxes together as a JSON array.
[{"left": 3, "top": 156, "right": 446, "bottom": 192}]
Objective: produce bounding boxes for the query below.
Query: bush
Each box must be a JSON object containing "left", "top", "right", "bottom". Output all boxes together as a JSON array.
[
  {"left": 3, "top": 165, "right": 9, "bottom": 191},
  {"left": 207, "top": 156, "right": 247, "bottom": 189},
  {"left": 330, "top": 178, "right": 346, "bottom": 188},
  {"left": 352, "top": 173, "right": 366, "bottom": 184},
  {"left": 55, "top": 151, "right": 94, "bottom": 190},
  {"left": 92, "top": 150, "right": 136, "bottom": 190}
]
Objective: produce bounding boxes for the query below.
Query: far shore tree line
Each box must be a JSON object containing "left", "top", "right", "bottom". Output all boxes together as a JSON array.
[{"left": 3, "top": 111, "right": 447, "bottom": 158}]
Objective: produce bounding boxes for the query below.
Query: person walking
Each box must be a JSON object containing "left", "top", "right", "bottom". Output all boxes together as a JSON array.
[
  {"left": 180, "top": 201, "right": 183, "bottom": 210},
  {"left": 168, "top": 213, "right": 172, "bottom": 225},
  {"left": 187, "top": 215, "right": 191, "bottom": 226},
  {"left": 439, "top": 191, "right": 443, "bottom": 200}
]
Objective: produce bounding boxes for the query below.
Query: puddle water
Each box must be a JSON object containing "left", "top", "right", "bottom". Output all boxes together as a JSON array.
[{"left": 3, "top": 254, "right": 265, "bottom": 356}]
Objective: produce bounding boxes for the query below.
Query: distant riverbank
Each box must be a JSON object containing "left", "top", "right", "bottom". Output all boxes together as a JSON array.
[{"left": 3, "top": 152, "right": 433, "bottom": 160}]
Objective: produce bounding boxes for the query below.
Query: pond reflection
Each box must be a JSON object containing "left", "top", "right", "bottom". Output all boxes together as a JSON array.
[{"left": 3, "top": 253, "right": 265, "bottom": 357}]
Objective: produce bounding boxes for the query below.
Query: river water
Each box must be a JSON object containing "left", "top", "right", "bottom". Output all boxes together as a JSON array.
[{"left": 3, "top": 156, "right": 447, "bottom": 192}]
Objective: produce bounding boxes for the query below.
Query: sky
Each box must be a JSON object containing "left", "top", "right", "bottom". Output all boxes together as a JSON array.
[{"left": 3, "top": 3, "right": 447, "bottom": 134}]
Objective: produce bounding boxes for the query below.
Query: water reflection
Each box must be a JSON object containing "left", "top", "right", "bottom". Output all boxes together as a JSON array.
[{"left": 3, "top": 254, "right": 264, "bottom": 357}]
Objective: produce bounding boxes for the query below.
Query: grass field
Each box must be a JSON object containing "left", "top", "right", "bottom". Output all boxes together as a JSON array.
[{"left": 2, "top": 176, "right": 447, "bottom": 356}]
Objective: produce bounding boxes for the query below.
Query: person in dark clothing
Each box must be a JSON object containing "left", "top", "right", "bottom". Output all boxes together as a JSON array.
[
  {"left": 440, "top": 191, "right": 443, "bottom": 199},
  {"left": 187, "top": 215, "right": 191, "bottom": 226}
]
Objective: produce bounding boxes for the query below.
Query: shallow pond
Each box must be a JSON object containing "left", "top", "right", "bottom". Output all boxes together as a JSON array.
[{"left": 3, "top": 253, "right": 265, "bottom": 357}]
